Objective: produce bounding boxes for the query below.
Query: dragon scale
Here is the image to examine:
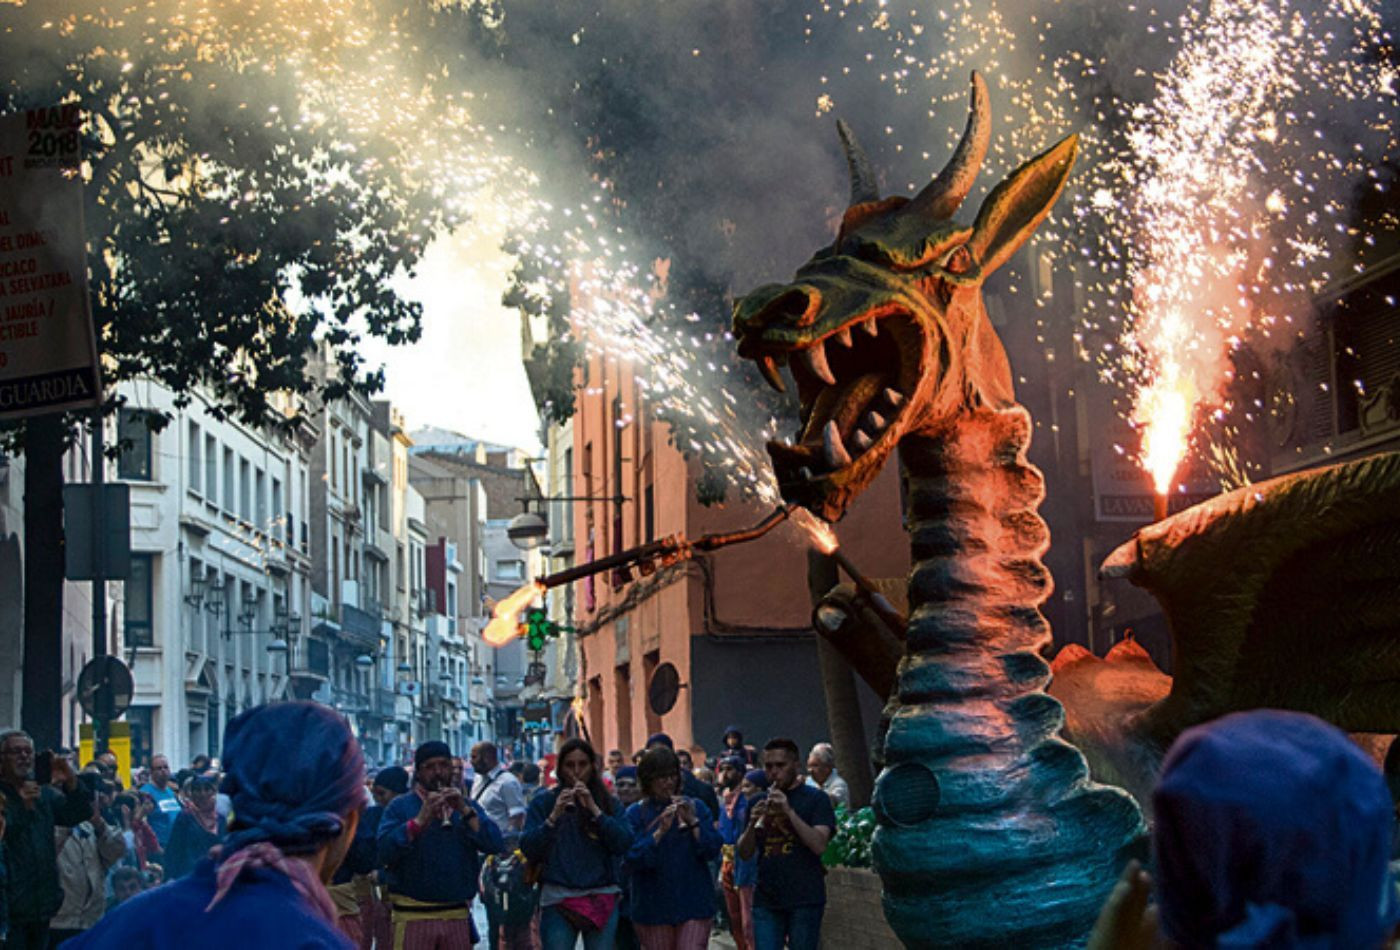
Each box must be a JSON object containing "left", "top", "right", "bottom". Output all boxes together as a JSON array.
[{"left": 873, "top": 408, "right": 1143, "bottom": 948}]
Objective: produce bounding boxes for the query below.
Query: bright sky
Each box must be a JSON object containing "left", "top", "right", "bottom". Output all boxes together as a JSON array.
[{"left": 363, "top": 224, "right": 543, "bottom": 454}]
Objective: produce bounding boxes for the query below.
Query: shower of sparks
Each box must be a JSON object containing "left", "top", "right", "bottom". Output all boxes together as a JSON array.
[
  {"left": 37, "top": 0, "right": 1396, "bottom": 518},
  {"left": 812, "top": 0, "right": 1396, "bottom": 492},
  {"left": 1104, "top": 0, "right": 1392, "bottom": 492},
  {"left": 792, "top": 508, "right": 840, "bottom": 554}
]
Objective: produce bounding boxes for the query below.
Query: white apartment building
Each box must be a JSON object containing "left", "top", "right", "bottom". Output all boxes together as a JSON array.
[{"left": 113, "top": 380, "right": 315, "bottom": 765}]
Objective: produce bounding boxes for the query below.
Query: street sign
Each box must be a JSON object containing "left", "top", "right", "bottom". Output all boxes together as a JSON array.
[
  {"left": 76, "top": 656, "right": 134, "bottom": 721},
  {"left": 522, "top": 698, "right": 551, "bottom": 723},
  {"left": 63, "top": 483, "right": 131, "bottom": 580},
  {"left": 0, "top": 107, "right": 102, "bottom": 420},
  {"left": 648, "top": 662, "right": 683, "bottom": 716}
]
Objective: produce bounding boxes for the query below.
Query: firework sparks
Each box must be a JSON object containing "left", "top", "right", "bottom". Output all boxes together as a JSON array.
[
  {"left": 813, "top": 0, "right": 1395, "bottom": 494},
  {"left": 792, "top": 508, "right": 840, "bottom": 554},
  {"left": 482, "top": 580, "right": 546, "bottom": 647}
]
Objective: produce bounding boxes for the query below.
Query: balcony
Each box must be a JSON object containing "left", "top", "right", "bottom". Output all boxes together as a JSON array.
[{"left": 332, "top": 686, "right": 396, "bottom": 719}]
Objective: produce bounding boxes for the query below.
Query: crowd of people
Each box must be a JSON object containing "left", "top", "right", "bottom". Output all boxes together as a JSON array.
[{"left": 0, "top": 708, "right": 1397, "bottom": 950}]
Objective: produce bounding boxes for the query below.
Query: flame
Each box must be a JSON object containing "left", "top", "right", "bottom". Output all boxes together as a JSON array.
[
  {"left": 482, "top": 580, "right": 546, "bottom": 647},
  {"left": 1136, "top": 367, "right": 1196, "bottom": 495},
  {"left": 792, "top": 508, "right": 839, "bottom": 554}
]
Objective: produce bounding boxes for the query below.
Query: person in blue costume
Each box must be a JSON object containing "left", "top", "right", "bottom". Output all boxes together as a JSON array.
[
  {"left": 377, "top": 741, "right": 503, "bottom": 949},
  {"left": 521, "top": 737, "right": 633, "bottom": 950},
  {"left": 624, "top": 746, "right": 722, "bottom": 950},
  {"left": 65, "top": 701, "right": 368, "bottom": 950},
  {"left": 330, "top": 765, "right": 408, "bottom": 948},
  {"left": 645, "top": 733, "right": 719, "bottom": 823}
]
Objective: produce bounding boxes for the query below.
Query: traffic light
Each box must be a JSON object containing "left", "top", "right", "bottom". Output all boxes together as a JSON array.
[{"left": 524, "top": 607, "right": 552, "bottom": 651}]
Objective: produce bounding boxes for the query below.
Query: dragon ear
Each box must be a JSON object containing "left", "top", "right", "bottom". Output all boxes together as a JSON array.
[{"left": 968, "top": 134, "right": 1078, "bottom": 277}]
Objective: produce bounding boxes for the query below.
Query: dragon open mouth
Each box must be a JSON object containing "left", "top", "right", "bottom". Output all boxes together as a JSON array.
[{"left": 743, "top": 309, "right": 926, "bottom": 513}]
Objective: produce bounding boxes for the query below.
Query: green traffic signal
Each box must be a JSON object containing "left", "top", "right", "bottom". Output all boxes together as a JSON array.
[{"left": 523, "top": 607, "right": 555, "bottom": 651}]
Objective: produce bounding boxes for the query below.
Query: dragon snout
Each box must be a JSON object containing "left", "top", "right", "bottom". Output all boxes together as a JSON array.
[{"left": 733, "top": 283, "right": 821, "bottom": 337}]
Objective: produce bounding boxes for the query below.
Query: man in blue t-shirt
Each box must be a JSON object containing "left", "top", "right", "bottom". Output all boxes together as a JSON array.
[
  {"left": 138, "top": 754, "right": 181, "bottom": 849},
  {"left": 738, "top": 737, "right": 836, "bottom": 950}
]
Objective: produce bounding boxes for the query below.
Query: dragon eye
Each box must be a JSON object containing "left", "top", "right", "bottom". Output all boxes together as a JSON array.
[{"left": 940, "top": 245, "right": 973, "bottom": 275}]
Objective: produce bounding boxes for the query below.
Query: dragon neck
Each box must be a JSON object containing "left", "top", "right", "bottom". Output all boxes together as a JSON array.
[
  {"left": 872, "top": 402, "right": 1145, "bottom": 949},
  {"left": 898, "top": 403, "right": 1052, "bottom": 649}
]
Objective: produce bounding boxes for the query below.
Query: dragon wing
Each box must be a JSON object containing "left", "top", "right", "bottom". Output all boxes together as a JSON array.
[{"left": 1101, "top": 450, "right": 1400, "bottom": 752}]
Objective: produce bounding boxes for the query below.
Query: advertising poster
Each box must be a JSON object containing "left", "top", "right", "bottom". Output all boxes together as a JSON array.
[{"left": 0, "top": 105, "right": 101, "bottom": 420}]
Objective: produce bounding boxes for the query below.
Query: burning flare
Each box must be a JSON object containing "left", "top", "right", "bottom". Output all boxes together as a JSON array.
[
  {"left": 483, "top": 580, "right": 546, "bottom": 647},
  {"left": 1137, "top": 367, "right": 1196, "bottom": 495},
  {"left": 792, "top": 508, "right": 839, "bottom": 554}
]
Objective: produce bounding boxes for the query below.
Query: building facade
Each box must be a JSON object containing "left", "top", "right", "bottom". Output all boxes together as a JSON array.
[
  {"left": 109, "top": 381, "right": 314, "bottom": 766},
  {"left": 571, "top": 352, "right": 908, "bottom": 761}
]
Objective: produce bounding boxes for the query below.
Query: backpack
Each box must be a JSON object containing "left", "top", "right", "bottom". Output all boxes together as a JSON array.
[{"left": 480, "top": 849, "right": 540, "bottom": 926}]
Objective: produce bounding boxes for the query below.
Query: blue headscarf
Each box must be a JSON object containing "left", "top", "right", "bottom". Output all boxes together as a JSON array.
[
  {"left": 219, "top": 702, "right": 365, "bottom": 856},
  {"left": 1154, "top": 710, "right": 1400, "bottom": 949}
]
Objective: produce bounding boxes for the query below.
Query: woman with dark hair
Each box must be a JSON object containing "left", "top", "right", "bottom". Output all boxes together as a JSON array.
[
  {"left": 521, "top": 737, "right": 633, "bottom": 950},
  {"left": 624, "top": 746, "right": 721, "bottom": 950},
  {"left": 163, "top": 774, "right": 227, "bottom": 879}
]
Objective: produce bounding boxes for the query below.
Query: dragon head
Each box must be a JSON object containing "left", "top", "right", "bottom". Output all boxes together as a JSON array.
[{"left": 734, "top": 72, "right": 1079, "bottom": 521}]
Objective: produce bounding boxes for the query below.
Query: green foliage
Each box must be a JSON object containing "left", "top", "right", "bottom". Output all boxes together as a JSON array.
[
  {"left": 821, "top": 804, "right": 875, "bottom": 869},
  {"left": 0, "top": 1, "right": 493, "bottom": 447}
]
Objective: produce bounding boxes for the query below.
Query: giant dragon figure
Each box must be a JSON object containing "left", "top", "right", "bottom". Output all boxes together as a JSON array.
[{"left": 732, "top": 72, "right": 1400, "bottom": 948}]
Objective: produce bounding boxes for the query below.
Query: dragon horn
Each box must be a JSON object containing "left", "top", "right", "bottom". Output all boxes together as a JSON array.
[
  {"left": 837, "top": 119, "right": 880, "bottom": 205},
  {"left": 906, "top": 71, "right": 990, "bottom": 220}
]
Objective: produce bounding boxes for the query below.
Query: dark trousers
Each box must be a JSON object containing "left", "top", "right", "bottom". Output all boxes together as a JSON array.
[{"left": 2, "top": 920, "right": 50, "bottom": 950}]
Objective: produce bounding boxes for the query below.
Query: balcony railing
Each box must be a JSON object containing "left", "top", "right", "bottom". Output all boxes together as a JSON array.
[{"left": 332, "top": 686, "right": 395, "bottom": 718}]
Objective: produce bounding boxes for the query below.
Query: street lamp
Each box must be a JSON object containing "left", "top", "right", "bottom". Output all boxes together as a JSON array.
[
  {"left": 507, "top": 494, "right": 630, "bottom": 552},
  {"left": 185, "top": 575, "right": 207, "bottom": 610},
  {"left": 507, "top": 511, "right": 548, "bottom": 550}
]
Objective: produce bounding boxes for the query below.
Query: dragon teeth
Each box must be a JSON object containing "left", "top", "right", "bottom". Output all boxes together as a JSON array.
[
  {"left": 797, "top": 342, "right": 836, "bottom": 386},
  {"left": 833, "top": 326, "right": 854, "bottom": 348},
  {"left": 864, "top": 410, "right": 887, "bottom": 431},
  {"left": 758, "top": 355, "right": 786, "bottom": 393},
  {"left": 822, "top": 421, "right": 852, "bottom": 469},
  {"left": 851, "top": 430, "right": 873, "bottom": 452},
  {"left": 883, "top": 388, "right": 905, "bottom": 407},
  {"left": 861, "top": 317, "right": 879, "bottom": 337}
]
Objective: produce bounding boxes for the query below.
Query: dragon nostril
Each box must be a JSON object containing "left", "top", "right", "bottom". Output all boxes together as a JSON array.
[{"left": 757, "top": 287, "right": 820, "bottom": 328}]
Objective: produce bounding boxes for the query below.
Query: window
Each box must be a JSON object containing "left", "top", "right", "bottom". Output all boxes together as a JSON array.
[
  {"left": 188, "top": 421, "right": 202, "bottom": 494},
  {"left": 495, "top": 559, "right": 525, "bottom": 582},
  {"left": 644, "top": 485, "right": 655, "bottom": 544},
  {"left": 222, "top": 448, "right": 235, "bottom": 512},
  {"left": 205, "top": 435, "right": 218, "bottom": 504},
  {"left": 255, "top": 469, "right": 267, "bottom": 529},
  {"left": 272, "top": 478, "right": 284, "bottom": 543},
  {"left": 117, "top": 410, "right": 152, "bottom": 480},
  {"left": 126, "top": 553, "right": 154, "bottom": 646},
  {"left": 330, "top": 433, "right": 338, "bottom": 493},
  {"left": 239, "top": 458, "right": 251, "bottom": 521}
]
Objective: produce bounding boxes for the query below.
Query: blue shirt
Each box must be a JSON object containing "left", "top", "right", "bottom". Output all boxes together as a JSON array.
[
  {"left": 718, "top": 790, "right": 758, "bottom": 888},
  {"left": 624, "top": 797, "right": 721, "bottom": 925},
  {"left": 753, "top": 783, "right": 836, "bottom": 910},
  {"left": 140, "top": 784, "right": 182, "bottom": 848},
  {"left": 377, "top": 789, "right": 503, "bottom": 904},
  {"left": 520, "top": 788, "right": 631, "bottom": 892},
  {"left": 64, "top": 858, "right": 351, "bottom": 950},
  {"left": 333, "top": 803, "right": 384, "bottom": 884}
]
